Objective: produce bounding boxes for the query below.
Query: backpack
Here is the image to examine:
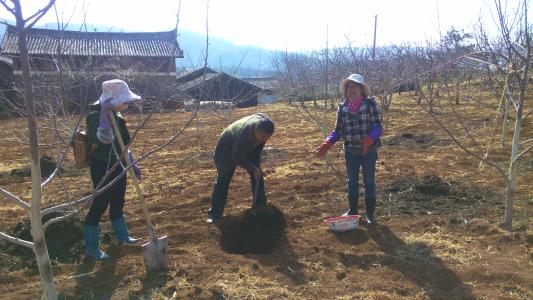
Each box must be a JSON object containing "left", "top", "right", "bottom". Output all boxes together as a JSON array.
[{"left": 72, "top": 128, "right": 89, "bottom": 169}]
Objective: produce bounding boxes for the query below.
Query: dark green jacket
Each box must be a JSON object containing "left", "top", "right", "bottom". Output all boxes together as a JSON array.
[
  {"left": 86, "top": 104, "right": 131, "bottom": 164},
  {"left": 216, "top": 113, "right": 273, "bottom": 173}
]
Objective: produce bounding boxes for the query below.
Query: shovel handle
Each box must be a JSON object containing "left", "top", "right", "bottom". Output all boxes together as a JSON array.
[
  {"left": 108, "top": 111, "right": 158, "bottom": 242},
  {"left": 252, "top": 172, "right": 261, "bottom": 208}
]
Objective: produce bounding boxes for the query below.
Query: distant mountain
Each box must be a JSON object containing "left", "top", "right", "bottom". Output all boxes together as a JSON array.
[
  {"left": 176, "top": 30, "right": 282, "bottom": 77},
  {"left": 0, "top": 22, "right": 282, "bottom": 77}
]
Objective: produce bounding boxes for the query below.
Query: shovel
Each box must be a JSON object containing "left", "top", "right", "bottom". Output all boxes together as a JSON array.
[
  {"left": 109, "top": 111, "right": 168, "bottom": 273},
  {"left": 251, "top": 172, "right": 263, "bottom": 216}
]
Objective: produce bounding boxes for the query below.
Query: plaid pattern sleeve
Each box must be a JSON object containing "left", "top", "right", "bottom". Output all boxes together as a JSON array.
[
  {"left": 334, "top": 105, "right": 345, "bottom": 137},
  {"left": 368, "top": 98, "right": 382, "bottom": 131}
]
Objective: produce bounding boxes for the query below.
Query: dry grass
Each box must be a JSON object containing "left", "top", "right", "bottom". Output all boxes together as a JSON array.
[
  {"left": 0, "top": 86, "right": 532, "bottom": 299},
  {"left": 400, "top": 224, "right": 477, "bottom": 266}
]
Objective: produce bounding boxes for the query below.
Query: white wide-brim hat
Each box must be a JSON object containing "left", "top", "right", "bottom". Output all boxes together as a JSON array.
[
  {"left": 97, "top": 79, "right": 141, "bottom": 106},
  {"left": 340, "top": 74, "right": 370, "bottom": 96}
]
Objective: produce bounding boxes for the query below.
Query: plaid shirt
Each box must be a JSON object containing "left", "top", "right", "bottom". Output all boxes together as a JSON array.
[{"left": 333, "top": 97, "right": 382, "bottom": 151}]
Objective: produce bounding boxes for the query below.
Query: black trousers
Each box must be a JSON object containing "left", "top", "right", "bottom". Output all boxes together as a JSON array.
[
  {"left": 85, "top": 159, "right": 127, "bottom": 225},
  {"left": 208, "top": 142, "right": 266, "bottom": 218}
]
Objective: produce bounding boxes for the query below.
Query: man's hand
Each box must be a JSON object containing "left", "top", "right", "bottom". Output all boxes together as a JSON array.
[
  {"left": 315, "top": 140, "right": 333, "bottom": 157},
  {"left": 251, "top": 167, "right": 262, "bottom": 181}
]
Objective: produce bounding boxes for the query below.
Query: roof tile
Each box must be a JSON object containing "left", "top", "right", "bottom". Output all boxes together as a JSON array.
[{"left": 0, "top": 25, "right": 183, "bottom": 58}]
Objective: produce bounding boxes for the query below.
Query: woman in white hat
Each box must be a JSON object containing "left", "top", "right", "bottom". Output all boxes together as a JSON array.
[
  {"left": 315, "top": 74, "right": 383, "bottom": 224},
  {"left": 84, "top": 79, "right": 143, "bottom": 260}
]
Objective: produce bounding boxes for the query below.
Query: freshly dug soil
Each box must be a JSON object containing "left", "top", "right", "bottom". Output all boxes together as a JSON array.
[
  {"left": 383, "top": 132, "right": 450, "bottom": 149},
  {"left": 414, "top": 175, "right": 451, "bottom": 195},
  {"left": 382, "top": 175, "right": 491, "bottom": 216},
  {"left": 9, "top": 155, "right": 60, "bottom": 179},
  {"left": 386, "top": 175, "right": 451, "bottom": 197},
  {"left": 0, "top": 212, "right": 87, "bottom": 271},
  {"left": 216, "top": 205, "right": 287, "bottom": 254}
]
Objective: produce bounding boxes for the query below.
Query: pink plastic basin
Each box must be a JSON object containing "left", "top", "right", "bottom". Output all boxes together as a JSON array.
[{"left": 323, "top": 215, "right": 360, "bottom": 232}]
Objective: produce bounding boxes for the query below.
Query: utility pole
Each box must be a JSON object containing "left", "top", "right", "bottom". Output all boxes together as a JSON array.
[
  {"left": 372, "top": 14, "right": 378, "bottom": 60},
  {"left": 325, "top": 23, "right": 329, "bottom": 107}
]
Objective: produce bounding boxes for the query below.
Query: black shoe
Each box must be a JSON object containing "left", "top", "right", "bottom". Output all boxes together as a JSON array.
[
  {"left": 348, "top": 198, "right": 358, "bottom": 216},
  {"left": 206, "top": 213, "right": 221, "bottom": 224},
  {"left": 342, "top": 209, "right": 358, "bottom": 216},
  {"left": 365, "top": 214, "right": 377, "bottom": 225},
  {"left": 364, "top": 198, "right": 377, "bottom": 225}
]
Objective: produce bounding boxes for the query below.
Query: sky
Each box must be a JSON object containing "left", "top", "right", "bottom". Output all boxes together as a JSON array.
[{"left": 0, "top": 0, "right": 527, "bottom": 51}]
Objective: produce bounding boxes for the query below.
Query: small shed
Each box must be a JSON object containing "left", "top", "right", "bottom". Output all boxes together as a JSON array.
[
  {"left": 177, "top": 69, "right": 262, "bottom": 108},
  {"left": 176, "top": 66, "right": 217, "bottom": 84},
  {"left": 242, "top": 77, "right": 279, "bottom": 104}
]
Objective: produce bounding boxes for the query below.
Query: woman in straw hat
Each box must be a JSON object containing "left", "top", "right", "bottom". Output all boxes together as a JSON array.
[
  {"left": 315, "top": 74, "right": 383, "bottom": 224},
  {"left": 84, "top": 79, "right": 143, "bottom": 260}
]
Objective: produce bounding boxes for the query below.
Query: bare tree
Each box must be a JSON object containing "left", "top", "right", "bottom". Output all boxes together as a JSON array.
[
  {"left": 411, "top": 0, "right": 531, "bottom": 228},
  {"left": 0, "top": 1, "right": 59, "bottom": 298},
  {"left": 0, "top": 1, "right": 202, "bottom": 298}
]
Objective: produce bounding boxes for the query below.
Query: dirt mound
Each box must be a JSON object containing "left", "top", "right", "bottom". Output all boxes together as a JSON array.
[
  {"left": 386, "top": 175, "right": 451, "bottom": 197},
  {"left": 383, "top": 175, "right": 490, "bottom": 215},
  {"left": 383, "top": 132, "right": 450, "bottom": 148},
  {"left": 414, "top": 175, "right": 450, "bottom": 195},
  {"left": 39, "top": 155, "right": 58, "bottom": 178},
  {"left": 0, "top": 212, "right": 87, "bottom": 271},
  {"left": 9, "top": 155, "right": 61, "bottom": 179},
  {"left": 215, "top": 205, "right": 286, "bottom": 254}
]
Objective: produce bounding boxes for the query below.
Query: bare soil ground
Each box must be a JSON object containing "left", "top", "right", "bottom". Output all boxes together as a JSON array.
[{"left": 0, "top": 96, "right": 532, "bottom": 299}]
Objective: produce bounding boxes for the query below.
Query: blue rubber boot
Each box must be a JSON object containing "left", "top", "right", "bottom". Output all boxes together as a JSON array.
[
  {"left": 111, "top": 216, "right": 142, "bottom": 244},
  {"left": 84, "top": 224, "right": 110, "bottom": 260}
]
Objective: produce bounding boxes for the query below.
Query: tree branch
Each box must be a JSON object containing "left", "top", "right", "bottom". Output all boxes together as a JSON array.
[
  {"left": 43, "top": 209, "right": 82, "bottom": 230},
  {"left": 23, "top": 0, "right": 56, "bottom": 30},
  {"left": 511, "top": 143, "right": 533, "bottom": 166},
  {"left": 0, "top": 0, "right": 15, "bottom": 15},
  {"left": 0, "top": 231, "right": 34, "bottom": 249},
  {"left": 0, "top": 187, "right": 30, "bottom": 211},
  {"left": 520, "top": 138, "right": 533, "bottom": 145},
  {"left": 415, "top": 101, "right": 506, "bottom": 177},
  {"left": 447, "top": 87, "right": 483, "bottom": 153}
]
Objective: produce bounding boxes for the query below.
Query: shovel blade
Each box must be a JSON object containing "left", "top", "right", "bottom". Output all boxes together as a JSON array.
[{"left": 142, "top": 236, "right": 169, "bottom": 273}]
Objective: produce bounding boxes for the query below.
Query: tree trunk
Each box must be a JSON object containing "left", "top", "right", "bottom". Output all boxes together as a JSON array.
[
  {"left": 416, "top": 79, "right": 422, "bottom": 104},
  {"left": 504, "top": 96, "right": 523, "bottom": 228},
  {"left": 15, "top": 10, "right": 58, "bottom": 299},
  {"left": 323, "top": 97, "right": 330, "bottom": 166},
  {"left": 383, "top": 93, "right": 392, "bottom": 111},
  {"left": 428, "top": 79, "right": 434, "bottom": 113},
  {"left": 501, "top": 97, "right": 509, "bottom": 146},
  {"left": 455, "top": 80, "right": 460, "bottom": 105}
]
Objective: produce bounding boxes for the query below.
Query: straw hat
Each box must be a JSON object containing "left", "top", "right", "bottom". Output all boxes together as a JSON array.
[
  {"left": 340, "top": 74, "right": 370, "bottom": 96},
  {"left": 97, "top": 79, "right": 141, "bottom": 106}
]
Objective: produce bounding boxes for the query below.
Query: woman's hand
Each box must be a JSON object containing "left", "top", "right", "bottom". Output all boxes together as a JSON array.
[
  {"left": 315, "top": 141, "right": 333, "bottom": 157},
  {"left": 128, "top": 150, "right": 142, "bottom": 181},
  {"left": 360, "top": 136, "right": 374, "bottom": 155},
  {"left": 132, "top": 164, "right": 142, "bottom": 182}
]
